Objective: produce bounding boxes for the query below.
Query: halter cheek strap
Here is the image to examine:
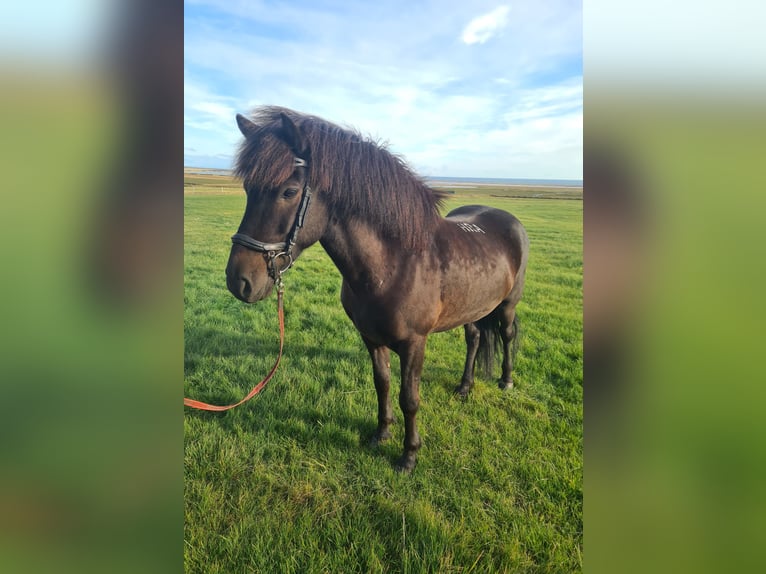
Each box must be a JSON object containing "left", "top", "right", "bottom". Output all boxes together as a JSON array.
[
  {"left": 230, "top": 156, "right": 313, "bottom": 282},
  {"left": 184, "top": 157, "right": 309, "bottom": 412}
]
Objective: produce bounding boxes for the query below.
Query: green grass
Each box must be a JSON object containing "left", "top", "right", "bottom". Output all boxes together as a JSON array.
[{"left": 184, "top": 181, "right": 582, "bottom": 573}]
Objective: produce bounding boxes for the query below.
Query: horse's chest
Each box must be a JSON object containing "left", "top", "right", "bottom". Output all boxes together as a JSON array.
[{"left": 340, "top": 282, "right": 433, "bottom": 344}]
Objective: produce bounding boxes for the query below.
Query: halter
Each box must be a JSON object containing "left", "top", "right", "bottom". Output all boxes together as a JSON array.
[
  {"left": 185, "top": 159, "right": 309, "bottom": 412},
  {"left": 231, "top": 156, "right": 313, "bottom": 287}
]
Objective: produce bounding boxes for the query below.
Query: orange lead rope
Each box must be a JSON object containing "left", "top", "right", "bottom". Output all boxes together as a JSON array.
[{"left": 184, "top": 286, "right": 285, "bottom": 411}]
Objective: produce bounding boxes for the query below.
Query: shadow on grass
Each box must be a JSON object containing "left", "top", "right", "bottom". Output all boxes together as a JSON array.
[
  {"left": 185, "top": 341, "right": 408, "bottom": 468},
  {"left": 185, "top": 322, "right": 364, "bottom": 360},
  {"left": 185, "top": 323, "right": 538, "bottom": 470},
  {"left": 188, "top": 397, "right": 411, "bottom": 468}
]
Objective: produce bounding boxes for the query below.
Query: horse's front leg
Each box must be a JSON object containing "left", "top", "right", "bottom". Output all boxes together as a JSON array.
[{"left": 394, "top": 336, "right": 426, "bottom": 473}]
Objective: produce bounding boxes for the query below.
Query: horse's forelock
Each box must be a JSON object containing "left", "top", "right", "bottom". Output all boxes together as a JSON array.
[
  {"left": 234, "top": 128, "right": 296, "bottom": 194},
  {"left": 234, "top": 106, "right": 443, "bottom": 248}
]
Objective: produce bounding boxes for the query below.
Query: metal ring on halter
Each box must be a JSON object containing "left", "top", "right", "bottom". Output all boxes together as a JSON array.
[
  {"left": 231, "top": 155, "right": 310, "bottom": 285},
  {"left": 273, "top": 252, "right": 294, "bottom": 276}
]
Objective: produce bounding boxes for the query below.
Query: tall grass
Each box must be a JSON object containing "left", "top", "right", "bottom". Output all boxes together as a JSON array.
[{"left": 185, "top": 185, "right": 582, "bottom": 573}]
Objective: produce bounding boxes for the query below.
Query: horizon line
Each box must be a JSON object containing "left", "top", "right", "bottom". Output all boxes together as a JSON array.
[{"left": 183, "top": 166, "right": 583, "bottom": 182}]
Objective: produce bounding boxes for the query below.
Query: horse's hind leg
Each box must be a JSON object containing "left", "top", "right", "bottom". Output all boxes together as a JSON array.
[
  {"left": 363, "top": 336, "right": 394, "bottom": 446},
  {"left": 498, "top": 303, "right": 519, "bottom": 390},
  {"left": 455, "top": 322, "right": 480, "bottom": 398}
]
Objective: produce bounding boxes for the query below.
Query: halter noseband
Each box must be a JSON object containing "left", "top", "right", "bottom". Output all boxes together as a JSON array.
[{"left": 231, "top": 156, "right": 313, "bottom": 285}]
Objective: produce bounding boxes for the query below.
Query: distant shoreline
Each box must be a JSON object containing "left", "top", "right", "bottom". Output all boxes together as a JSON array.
[
  {"left": 428, "top": 181, "right": 581, "bottom": 190},
  {"left": 184, "top": 167, "right": 582, "bottom": 189},
  {"left": 425, "top": 177, "right": 582, "bottom": 188}
]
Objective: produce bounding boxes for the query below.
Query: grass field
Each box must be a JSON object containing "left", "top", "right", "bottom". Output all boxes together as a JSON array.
[{"left": 184, "top": 174, "right": 582, "bottom": 573}]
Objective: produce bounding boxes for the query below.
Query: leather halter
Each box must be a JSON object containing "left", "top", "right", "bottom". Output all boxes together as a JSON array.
[
  {"left": 183, "top": 157, "right": 310, "bottom": 411},
  {"left": 231, "top": 156, "right": 313, "bottom": 285}
]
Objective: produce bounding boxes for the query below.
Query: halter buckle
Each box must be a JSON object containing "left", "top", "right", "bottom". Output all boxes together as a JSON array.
[{"left": 232, "top": 155, "right": 309, "bottom": 288}]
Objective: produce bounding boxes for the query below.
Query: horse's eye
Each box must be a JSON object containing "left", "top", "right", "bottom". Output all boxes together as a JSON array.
[{"left": 282, "top": 188, "right": 299, "bottom": 199}]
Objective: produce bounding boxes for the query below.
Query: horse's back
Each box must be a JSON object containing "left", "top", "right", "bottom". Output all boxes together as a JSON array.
[
  {"left": 446, "top": 204, "right": 524, "bottom": 233},
  {"left": 445, "top": 204, "right": 528, "bottom": 272}
]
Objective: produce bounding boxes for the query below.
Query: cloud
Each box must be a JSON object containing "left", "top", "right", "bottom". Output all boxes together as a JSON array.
[
  {"left": 461, "top": 5, "right": 511, "bottom": 45},
  {"left": 189, "top": 101, "right": 236, "bottom": 123},
  {"left": 184, "top": 1, "right": 582, "bottom": 178},
  {"left": 183, "top": 77, "right": 244, "bottom": 164},
  {"left": 403, "top": 80, "right": 582, "bottom": 179}
]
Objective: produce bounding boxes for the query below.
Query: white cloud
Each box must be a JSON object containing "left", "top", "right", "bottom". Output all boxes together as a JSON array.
[
  {"left": 461, "top": 5, "right": 511, "bottom": 45},
  {"left": 403, "top": 80, "right": 582, "bottom": 179},
  {"left": 184, "top": 77, "right": 243, "bottom": 163},
  {"left": 184, "top": 1, "right": 582, "bottom": 177},
  {"left": 189, "top": 101, "right": 236, "bottom": 122}
]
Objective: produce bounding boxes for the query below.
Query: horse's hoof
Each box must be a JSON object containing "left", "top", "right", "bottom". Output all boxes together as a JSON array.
[
  {"left": 368, "top": 429, "right": 392, "bottom": 447},
  {"left": 498, "top": 379, "right": 514, "bottom": 391},
  {"left": 394, "top": 455, "right": 417, "bottom": 474},
  {"left": 453, "top": 384, "right": 470, "bottom": 398}
]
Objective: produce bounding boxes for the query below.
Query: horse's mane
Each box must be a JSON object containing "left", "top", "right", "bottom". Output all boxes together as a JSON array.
[{"left": 234, "top": 106, "right": 445, "bottom": 250}]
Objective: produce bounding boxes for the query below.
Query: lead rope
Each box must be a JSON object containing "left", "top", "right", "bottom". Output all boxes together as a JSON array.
[
  {"left": 186, "top": 155, "right": 308, "bottom": 411},
  {"left": 183, "top": 281, "right": 285, "bottom": 411}
]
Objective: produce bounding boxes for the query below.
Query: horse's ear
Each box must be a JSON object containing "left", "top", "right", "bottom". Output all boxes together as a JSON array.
[
  {"left": 236, "top": 113, "right": 258, "bottom": 138},
  {"left": 279, "top": 112, "right": 308, "bottom": 158}
]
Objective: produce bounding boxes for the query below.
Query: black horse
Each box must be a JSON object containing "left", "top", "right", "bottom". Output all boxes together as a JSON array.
[{"left": 226, "top": 107, "right": 529, "bottom": 472}]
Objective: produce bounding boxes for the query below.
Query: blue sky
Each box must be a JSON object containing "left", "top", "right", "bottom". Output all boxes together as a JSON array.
[{"left": 184, "top": 0, "right": 582, "bottom": 179}]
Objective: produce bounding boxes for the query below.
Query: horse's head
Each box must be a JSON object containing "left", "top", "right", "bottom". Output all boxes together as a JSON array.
[{"left": 226, "top": 112, "right": 327, "bottom": 302}]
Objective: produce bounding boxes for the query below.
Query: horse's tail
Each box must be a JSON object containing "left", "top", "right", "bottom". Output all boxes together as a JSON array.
[
  {"left": 476, "top": 313, "right": 503, "bottom": 378},
  {"left": 510, "top": 314, "right": 520, "bottom": 366}
]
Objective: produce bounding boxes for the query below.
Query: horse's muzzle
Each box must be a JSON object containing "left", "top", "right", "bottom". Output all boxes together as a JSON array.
[{"left": 225, "top": 250, "right": 274, "bottom": 303}]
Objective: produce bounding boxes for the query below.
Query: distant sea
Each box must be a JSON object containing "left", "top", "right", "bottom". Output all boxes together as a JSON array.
[
  {"left": 185, "top": 167, "right": 233, "bottom": 176},
  {"left": 425, "top": 176, "right": 582, "bottom": 188},
  {"left": 184, "top": 167, "right": 582, "bottom": 188}
]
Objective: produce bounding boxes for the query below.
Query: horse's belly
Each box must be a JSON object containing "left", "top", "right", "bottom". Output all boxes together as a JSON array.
[
  {"left": 432, "top": 297, "right": 505, "bottom": 332},
  {"left": 432, "top": 270, "right": 513, "bottom": 332}
]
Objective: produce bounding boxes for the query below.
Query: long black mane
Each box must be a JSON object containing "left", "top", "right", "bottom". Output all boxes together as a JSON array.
[{"left": 235, "top": 106, "right": 444, "bottom": 249}]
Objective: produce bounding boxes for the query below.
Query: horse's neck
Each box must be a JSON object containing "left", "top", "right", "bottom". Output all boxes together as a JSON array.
[{"left": 320, "top": 219, "right": 403, "bottom": 290}]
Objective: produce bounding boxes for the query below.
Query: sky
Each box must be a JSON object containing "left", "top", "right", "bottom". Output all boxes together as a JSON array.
[{"left": 184, "top": 0, "right": 583, "bottom": 179}]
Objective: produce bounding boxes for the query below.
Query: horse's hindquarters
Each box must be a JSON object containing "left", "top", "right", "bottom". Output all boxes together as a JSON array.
[{"left": 433, "top": 206, "right": 528, "bottom": 329}]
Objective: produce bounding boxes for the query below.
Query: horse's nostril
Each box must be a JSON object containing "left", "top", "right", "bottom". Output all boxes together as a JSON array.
[{"left": 240, "top": 276, "right": 252, "bottom": 298}]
